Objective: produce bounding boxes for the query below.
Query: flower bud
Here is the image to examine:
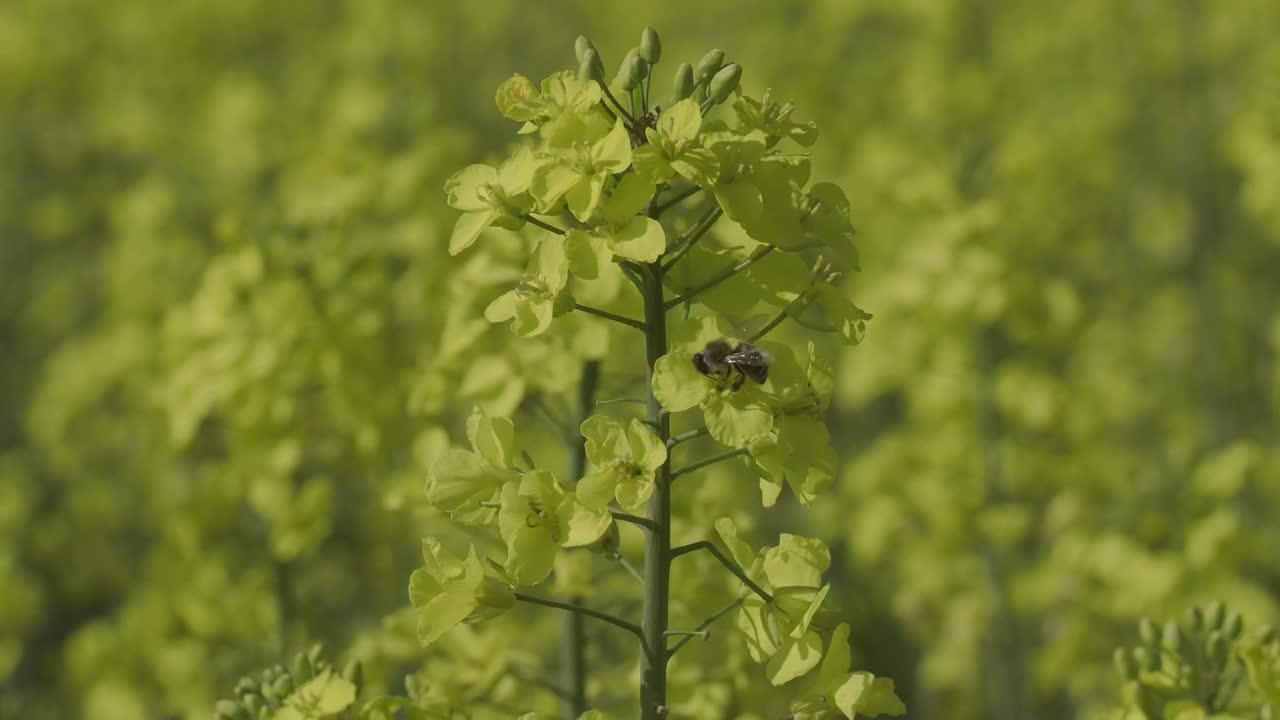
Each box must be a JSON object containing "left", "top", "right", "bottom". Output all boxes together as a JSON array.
[
  {"left": 290, "top": 652, "right": 311, "bottom": 682},
  {"left": 669, "top": 63, "right": 694, "bottom": 104},
  {"left": 342, "top": 660, "right": 364, "bottom": 694},
  {"left": 215, "top": 700, "right": 249, "bottom": 720},
  {"left": 708, "top": 63, "right": 742, "bottom": 104},
  {"left": 617, "top": 56, "right": 647, "bottom": 91},
  {"left": 1186, "top": 606, "right": 1204, "bottom": 633},
  {"left": 1206, "top": 630, "right": 1228, "bottom": 667},
  {"left": 271, "top": 674, "right": 293, "bottom": 699},
  {"left": 695, "top": 49, "right": 725, "bottom": 83},
  {"left": 306, "top": 643, "right": 324, "bottom": 669},
  {"left": 1205, "top": 600, "right": 1226, "bottom": 630},
  {"left": 641, "top": 27, "right": 662, "bottom": 64},
  {"left": 1133, "top": 647, "right": 1158, "bottom": 672},
  {"left": 1162, "top": 620, "right": 1184, "bottom": 653},
  {"left": 234, "top": 677, "right": 257, "bottom": 697},
  {"left": 1224, "top": 612, "right": 1243, "bottom": 640},
  {"left": 575, "top": 36, "right": 596, "bottom": 63},
  {"left": 578, "top": 49, "right": 604, "bottom": 83},
  {"left": 1113, "top": 648, "right": 1138, "bottom": 679},
  {"left": 1138, "top": 618, "right": 1159, "bottom": 647},
  {"left": 1259, "top": 625, "right": 1279, "bottom": 644}
]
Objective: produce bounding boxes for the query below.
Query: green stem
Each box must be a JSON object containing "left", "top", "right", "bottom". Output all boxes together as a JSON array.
[
  {"left": 515, "top": 593, "right": 647, "bottom": 651},
  {"left": 670, "top": 541, "right": 773, "bottom": 603},
  {"left": 610, "top": 509, "right": 657, "bottom": 531},
  {"left": 666, "top": 427, "right": 708, "bottom": 448},
  {"left": 670, "top": 447, "right": 750, "bottom": 480},
  {"left": 653, "top": 185, "right": 704, "bottom": 216},
  {"left": 660, "top": 207, "right": 722, "bottom": 273},
  {"left": 664, "top": 245, "right": 775, "bottom": 310},
  {"left": 524, "top": 215, "right": 567, "bottom": 235},
  {"left": 560, "top": 360, "right": 599, "bottom": 718},
  {"left": 640, "top": 251, "right": 672, "bottom": 719},
  {"left": 669, "top": 594, "right": 747, "bottom": 655},
  {"left": 573, "top": 303, "right": 646, "bottom": 330}
]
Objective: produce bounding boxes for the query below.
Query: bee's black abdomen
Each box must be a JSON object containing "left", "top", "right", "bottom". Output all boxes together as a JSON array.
[{"left": 741, "top": 364, "right": 768, "bottom": 383}]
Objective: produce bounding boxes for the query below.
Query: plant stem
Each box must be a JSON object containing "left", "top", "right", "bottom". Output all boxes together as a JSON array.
[
  {"left": 640, "top": 251, "right": 672, "bottom": 719},
  {"left": 669, "top": 594, "right": 748, "bottom": 655},
  {"left": 525, "top": 215, "right": 567, "bottom": 235},
  {"left": 666, "top": 427, "right": 708, "bottom": 448},
  {"left": 610, "top": 509, "right": 657, "bottom": 531},
  {"left": 670, "top": 447, "right": 750, "bottom": 480},
  {"left": 573, "top": 303, "right": 646, "bottom": 330},
  {"left": 653, "top": 185, "right": 704, "bottom": 216},
  {"left": 515, "top": 593, "right": 646, "bottom": 651},
  {"left": 664, "top": 245, "right": 775, "bottom": 310},
  {"left": 660, "top": 207, "right": 722, "bottom": 273},
  {"left": 670, "top": 541, "right": 773, "bottom": 603},
  {"left": 561, "top": 360, "right": 599, "bottom": 718}
]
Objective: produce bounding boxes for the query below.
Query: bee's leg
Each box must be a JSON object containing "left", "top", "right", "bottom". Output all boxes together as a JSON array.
[{"left": 730, "top": 367, "right": 745, "bottom": 391}]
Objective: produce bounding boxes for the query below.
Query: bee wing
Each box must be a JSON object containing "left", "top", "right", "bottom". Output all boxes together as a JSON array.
[{"left": 719, "top": 312, "right": 771, "bottom": 344}]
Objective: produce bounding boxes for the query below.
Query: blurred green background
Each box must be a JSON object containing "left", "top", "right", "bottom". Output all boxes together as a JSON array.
[{"left": 3, "top": 0, "right": 1280, "bottom": 718}]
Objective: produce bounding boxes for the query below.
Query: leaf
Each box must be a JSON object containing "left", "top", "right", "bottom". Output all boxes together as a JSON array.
[
  {"left": 607, "top": 216, "right": 666, "bottom": 263},
  {"left": 834, "top": 672, "right": 906, "bottom": 718},
  {"left": 766, "top": 629, "right": 823, "bottom": 686},
  {"left": 703, "top": 387, "right": 774, "bottom": 447},
  {"left": 651, "top": 352, "right": 711, "bottom": 412}
]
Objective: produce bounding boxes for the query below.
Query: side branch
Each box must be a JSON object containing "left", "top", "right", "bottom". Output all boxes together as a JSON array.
[
  {"left": 611, "top": 509, "right": 657, "bottom": 532},
  {"left": 515, "top": 593, "right": 650, "bottom": 655},
  {"left": 573, "top": 303, "right": 646, "bottom": 330},
  {"left": 670, "top": 541, "right": 773, "bottom": 604},
  {"left": 670, "top": 447, "right": 750, "bottom": 480},
  {"left": 664, "top": 245, "right": 775, "bottom": 310},
  {"left": 654, "top": 185, "right": 704, "bottom": 216},
  {"left": 666, "top": 427, "right": 708, "bottom": 448},
  {"left": 660, "top": 208, "right": 721, "bottom": 273},
  {"left": 669, "top": 594, "right": 748, "bottom": 655},
  {"left": 524, "top": 215, "right": 567, "bottom": 236}
]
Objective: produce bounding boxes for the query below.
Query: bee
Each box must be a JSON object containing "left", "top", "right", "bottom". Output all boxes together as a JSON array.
[{"left": 692, "top": 337, "right": 772, "bottom": 391}]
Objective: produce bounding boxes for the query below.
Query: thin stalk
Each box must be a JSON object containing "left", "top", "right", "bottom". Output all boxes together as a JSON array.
[
  {"left": 670, "top": 447, "right": 750, "bottom": 480},
  {"left": 660, "top": 208, "right": 722, "bottom": 273},
  {"left": 666, "top": 427, "right": 708, "bottom": 448},
  {"left": 515, "top": 593, "right": 646, "bottom": 651},
  {"left": 573, "top": 303, "right": 646, "bottom": 330},
  {"left": 524, "top": 215, "right": 567, "bottom": 235},
  {"left": 669, "top": 594, "right": 748, "bottom": 655},
  {"left": 653, "top": 185, "right": 704, "bottom": 216},
  {"left": 560, "top": 360, "right": 599, "bottom": 718},
  {"left": 664, "top": 245, "right": 775, "bottom": 310},
  {"left": 601, "top": 84, "right": 639, "bottom": 128},
  {"left": 639, "top": 244, "right": 672, "bottom": 719},
  {"left": 610, "top": 509, "right": 657, "bottom": 531},
  {"left": 670, "top": 541, "right": 773, "bottom": 604}
]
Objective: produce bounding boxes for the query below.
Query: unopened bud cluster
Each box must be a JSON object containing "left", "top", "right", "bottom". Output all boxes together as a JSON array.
[{"left": 213, "top": 644, "right": 363, "bottom": 720}]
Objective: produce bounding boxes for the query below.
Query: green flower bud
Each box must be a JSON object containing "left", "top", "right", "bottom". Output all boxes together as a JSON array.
[
  {"left": 271, "top": 674, "right": 294, "bottom": 699},
  {"left": 579, "top": 49, "right": 605, "bottom": 84},
  {"left": 1206, "top": 601, "right": 1226, "bottom": 630},
  {"left": 343, "top": 660, "right": 365, "bottom": 694},
  {"left": 215, "top": 700, "right": 248, "bottom": 720},
  {"left": 260, "top": 682, "right": 281, "bottom": 708},
  {"left": 1113, "top": 648, "right": 1139, "bottom": 680},
  {"left": 1186, "top": 606, "right": 1204, "bottom": 633},
  {"left": 1162, "top": 620, "right": 1184, "bottom": 653},
  {"left": 708, "top": 63, "right": 742, "bottom": 104},
  {"left": 641, "top": 27, "right": 661, "bottom": 64},
  {"left": 290, "top": 652, "right": 310, "bottom": 681},
  {"left": 632, "top": 55, "right": 649, "bottom": 81},
  {"left": 1224, "top": 612, "right": 1243, "bottom": 640},
  {"left": 1206, "top": 630, "right": 1227, "bottom": 667},
  {"left": 695, "top": 49, "right": 725, "bottom": 83},
  {"left": 234, "top": 677, "right": 256, "bottom": 697},
  {"left": 617, "top": 56, "right": 646, "bottom": 91},
  {"left": 307, "top": 643, "right": 324, "bottom": 668},
  {"left": 243, "top": 695, "right": 264, "bottom": 715},
  {"left": 1138, "top": 618, "right": 1159, "bottom": 647},
  {"left": 1259, "top": 625, "right": 1279, "bottom": 644},
  {"left": 1133, "top": 647, "right": 1158, "bottom": 672},
  {"left": 669, "top": 63, "right": 694, "bottom": 104},
  {"left": 692, "top": 82, "right": 707, "bottom": 104},
  {"left": 575, "top": 36, "right": 596, "bottom": 63}
]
